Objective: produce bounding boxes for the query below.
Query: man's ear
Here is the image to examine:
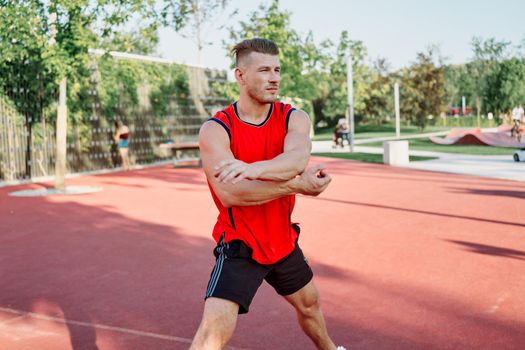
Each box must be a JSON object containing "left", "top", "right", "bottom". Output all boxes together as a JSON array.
[{"left": 235, "top": 67, "right": 245, "bottom": 85}]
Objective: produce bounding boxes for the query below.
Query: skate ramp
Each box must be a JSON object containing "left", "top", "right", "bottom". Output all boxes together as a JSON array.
[{"left": 429, "top": 127, "right": 525, "bottom": 148}]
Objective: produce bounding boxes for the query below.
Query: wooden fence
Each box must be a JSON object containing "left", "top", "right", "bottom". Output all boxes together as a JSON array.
[{"left": 0, "top": 95, "right": 55, "bottom": 181}]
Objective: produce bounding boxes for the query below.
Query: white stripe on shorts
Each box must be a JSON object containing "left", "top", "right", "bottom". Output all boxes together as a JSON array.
[{"left": 206, "top": 236, "right": 227, "bottom": 297}]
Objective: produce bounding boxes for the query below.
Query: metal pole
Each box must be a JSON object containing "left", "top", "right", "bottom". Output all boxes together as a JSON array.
[
  {"left": 394, "top": 82, "right": 400, "bottom": 138},
  {"left": 55, "top": 78, "right": 67, "bottom": 190},
  {"left": 346, "top": 53, "right": 354, "bottom": 152},
  {"left": 50, "top": 12, "right": 67, "bottom": 191},
  {"left": 462, "top": 96, "right": 466, "bottom": 116}
]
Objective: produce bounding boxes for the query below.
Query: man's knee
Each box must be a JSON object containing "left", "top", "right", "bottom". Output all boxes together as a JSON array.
[
  {"left": 295, "top": 291, "right": 322, "bottom": 319},
  {"left": 200, "top": 311, "right": 236, "bottom": 331},
  {"left": 202, "top": 297, "right": 238, "bottom": 324},
  {"left": 191, "top": 299, "right": 239, "bottom": 350}
]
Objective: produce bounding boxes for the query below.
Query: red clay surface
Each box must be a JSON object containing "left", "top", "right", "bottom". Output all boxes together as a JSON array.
[{"left": 1, "top": 157, "right": 524, "bottom": 350}]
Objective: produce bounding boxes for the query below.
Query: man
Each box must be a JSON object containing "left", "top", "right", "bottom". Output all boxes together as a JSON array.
[
  {"left": 512, "top": 104, "right": 524, "bottom": 141},
  {"left": 512, "top": 104, "right": 524, "bottom": 123},
  {"left": 191, "top": 38, "right": 344, "bottom": 350}
]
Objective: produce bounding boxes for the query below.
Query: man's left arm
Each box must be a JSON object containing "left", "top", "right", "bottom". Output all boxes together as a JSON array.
[{"left": 215, "top": 110, "right": 311, "bottom": 183}]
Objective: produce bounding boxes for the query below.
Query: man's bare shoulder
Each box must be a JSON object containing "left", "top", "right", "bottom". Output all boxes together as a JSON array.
[
  {"left": 199, "top": 120, "right": 230, "bottom": 148},
  {"left": 290, "top": 109, "right": 310, "bottom": 120},
  {"left": 287, "top": 109, "right": 311, "bottom": 133}
]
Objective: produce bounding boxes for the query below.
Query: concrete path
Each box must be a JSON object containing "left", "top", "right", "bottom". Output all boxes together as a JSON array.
[{"left": 312, "top": 140, "right": 525, "bottom": 183}]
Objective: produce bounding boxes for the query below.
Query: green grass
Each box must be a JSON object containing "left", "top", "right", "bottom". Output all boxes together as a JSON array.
[
  {"left": 363, "top": 138, "right": 519, "bottom": 155},
  {"left": 312, "top": 152, "right": 438, "bottom": 164},
  {"left": 441, "top": 115, "right": 498, "bottom": 129},
  {"left": 312, "top": 117, "right": 500, "bottom": 141}
]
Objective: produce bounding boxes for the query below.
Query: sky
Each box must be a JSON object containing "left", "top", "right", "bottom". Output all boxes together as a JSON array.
[{"left": 156, "top": 0, "right": 525, "bottom": 70}]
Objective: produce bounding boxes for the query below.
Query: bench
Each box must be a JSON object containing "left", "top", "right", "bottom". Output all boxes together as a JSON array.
[{"left": 159, "top": 141, "right": 201, "bottom": 167}]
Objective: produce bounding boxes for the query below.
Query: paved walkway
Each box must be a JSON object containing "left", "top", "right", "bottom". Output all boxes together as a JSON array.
[{"left": 312, "top": 140, "right": 525, "bottom": 182}]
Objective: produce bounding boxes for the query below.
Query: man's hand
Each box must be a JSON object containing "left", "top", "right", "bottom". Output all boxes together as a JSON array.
[
  {"left": 214, "top": 159, "right": 263, "bottom": 184},
  {"left": 293, "top": 164, "right": 331, "bottom": 196}
]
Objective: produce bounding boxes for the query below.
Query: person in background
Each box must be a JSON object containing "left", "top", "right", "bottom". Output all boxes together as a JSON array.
[
  {"left": 114, "top": 120, "right": 130, "bottom": 170},
  {"left": 518, "top": 103, "right": 525, "bottom": 123},
  {"left": 511, "top": 105, "right": 523, "bottom": 142},
  {"left": 332, "top": 118, "right": 350, "bottom": 148}
]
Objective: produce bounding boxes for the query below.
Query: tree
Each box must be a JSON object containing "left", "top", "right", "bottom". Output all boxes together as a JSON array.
[
  {"left": 319, "top": 30, "right": 368, "bottom": 125},
  {"left": 0, "top": 1, "right": 63, "bottom": 177},
  {"left": 468, "top": 37, "right": 512, "bottom": 118},
  {"left": 484, "top": 57, "right": 525, "bottom": 114},
  {"left": 100, "top": 26, "right": 160, "bottom": 55},
  {"left": 0, "top": 0, "right": 189, "bottom": 176},
  {"left": 161, "top": 0, "right": 231, "bottom": 64},
  {"left": 360, "top": 58, "right": 393, "bottom": 125},
  {"left": 399, "top": 47, "right": 447, "bottom": 131},
  {"left": 0, "top": 0, "right": 189, "bottom": 104},
  {"left": 444, "top": 64, "right": 463, "bottom": 109}
]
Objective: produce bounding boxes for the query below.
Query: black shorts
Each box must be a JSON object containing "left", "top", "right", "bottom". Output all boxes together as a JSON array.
[{"left": 204, "top": 233, "right": 313, "bottom": 314}]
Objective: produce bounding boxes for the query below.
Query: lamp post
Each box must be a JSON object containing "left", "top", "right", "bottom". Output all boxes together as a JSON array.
[
  {"left": 394, "top": 82, "right": 400, "bottom": 138},
  {"left": 346, "top": 53, "right": 354, "bottom": 152}
]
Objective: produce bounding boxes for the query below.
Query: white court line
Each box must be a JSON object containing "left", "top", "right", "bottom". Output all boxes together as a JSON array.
[
  {"left": 0, "top": 315, "right": 26, "bottom": 325},
  {"left": 487, "top": 293, "right": 510, "bottom": 314},
  {"left": 0, "top": 307, "right": 249, "bottom": 350}
]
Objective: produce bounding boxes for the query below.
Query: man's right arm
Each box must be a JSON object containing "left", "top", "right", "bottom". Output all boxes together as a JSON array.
[{"left": 199, "top": 121, "right": 331, "bottom": 208}]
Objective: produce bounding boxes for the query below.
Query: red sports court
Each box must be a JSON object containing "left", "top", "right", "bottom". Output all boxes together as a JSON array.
[{"left": 1, "top": 157, "right": 524, "bottom": 349}]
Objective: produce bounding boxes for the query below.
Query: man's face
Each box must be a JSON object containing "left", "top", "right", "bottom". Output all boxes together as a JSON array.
[{"left": 236, "top": 52, "right": 280, "bottom": 103}]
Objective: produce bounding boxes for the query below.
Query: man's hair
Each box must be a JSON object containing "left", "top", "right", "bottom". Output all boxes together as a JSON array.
[{"left": 231, "top": 38, "right": 279, "bottom": 66}]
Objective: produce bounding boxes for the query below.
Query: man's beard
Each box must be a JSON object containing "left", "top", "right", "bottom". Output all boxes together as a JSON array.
[{"left": 247, "top": 85, "right": 278, "bottom": 104}]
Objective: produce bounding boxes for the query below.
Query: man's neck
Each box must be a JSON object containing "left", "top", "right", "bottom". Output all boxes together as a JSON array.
[{"left": 236, "top": 96, "right": 272, "bottom": 124}]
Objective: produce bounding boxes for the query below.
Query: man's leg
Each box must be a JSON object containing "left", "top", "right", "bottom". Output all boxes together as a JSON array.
[
  {"left": 190, "top": 297, "right": 239, "bottom": 350},
  {"left": 283, "top": 280, "right": 336, "bottom": 350}
]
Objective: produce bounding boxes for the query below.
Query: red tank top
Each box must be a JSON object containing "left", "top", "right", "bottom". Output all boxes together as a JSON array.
[{"left": 207, "top": 101, "right": 299, "bottom": 265}]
